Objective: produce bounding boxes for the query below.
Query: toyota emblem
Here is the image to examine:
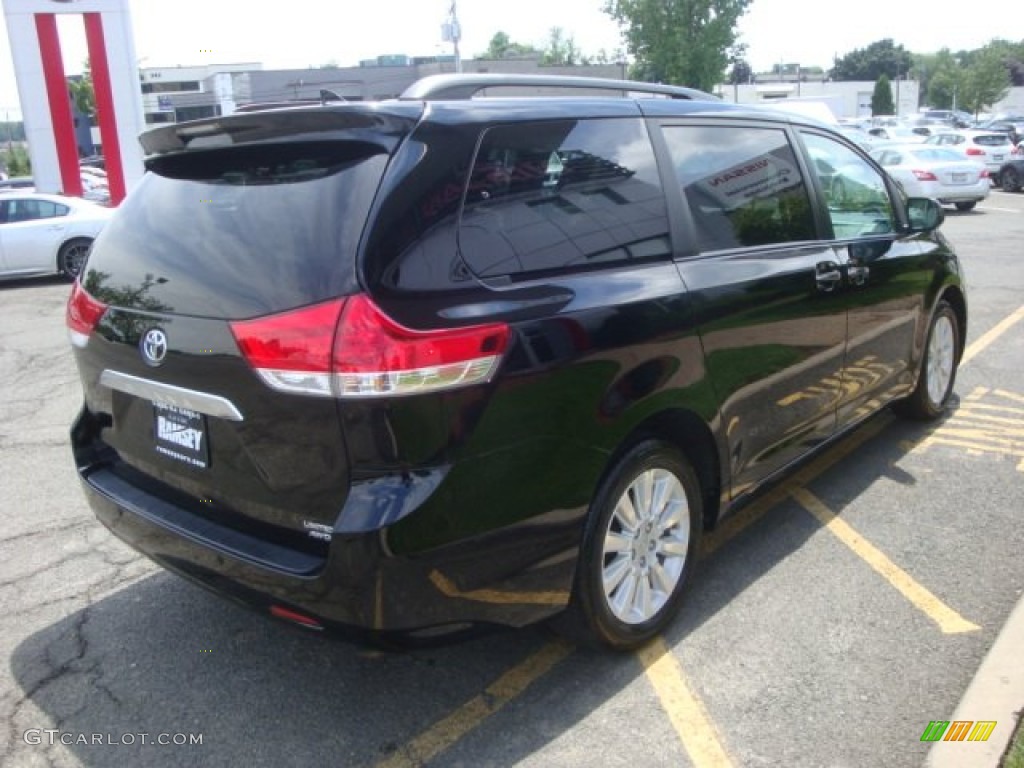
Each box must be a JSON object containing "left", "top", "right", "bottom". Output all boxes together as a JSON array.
[{"left": 141, "top": 328, "right": 168, "bottom": 367}]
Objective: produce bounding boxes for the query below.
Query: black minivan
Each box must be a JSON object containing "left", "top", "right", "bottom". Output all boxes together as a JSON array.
[{"left": 68, "top": 74, "right": 966, "bottom": 650}]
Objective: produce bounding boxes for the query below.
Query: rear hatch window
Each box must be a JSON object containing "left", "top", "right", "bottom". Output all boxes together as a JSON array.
[
  {"left": 973, "top": 134, "right": 1010, "bottom": 147},
  {"left": 84, "top": 140, "right": 388, "bottom": 320}
]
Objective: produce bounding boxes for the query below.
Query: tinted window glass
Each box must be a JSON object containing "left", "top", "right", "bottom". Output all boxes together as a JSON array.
[
  {"left": 3, "top": 199, "right": 68, "bottom": 223},
  {"left": 662, "top": 125, "right": 816, "bottom": 252},
  {"left": 973, "top": 134, "right": 1010, "bottom": 147},
  {"left": 459, "top": 118, "right": 670, "bottom": 278},
  {"left": 83, "top": 143, "right": 386, "bottom": 319},
  {"left": 802, "top": 133, "right": 894, "bottom": 239}
]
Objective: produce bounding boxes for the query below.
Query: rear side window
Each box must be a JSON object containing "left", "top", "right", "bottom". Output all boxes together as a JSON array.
[
  {"left": 2, "top": 198, "right": 68, "bottom": 223},
  {"left": 458, "top": 118, "right": 670, "bottom": 279},
  {"left": 83, "top": 143, "right": 387, "bottom": 319},
  {"left": 661, "top": 125, "right": 816, "bottom": 252}
]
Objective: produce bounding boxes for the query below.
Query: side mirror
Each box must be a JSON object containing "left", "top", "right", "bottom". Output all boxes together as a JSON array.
[{"left": 905, "top": 197, "right": 944, "bottom": 233}]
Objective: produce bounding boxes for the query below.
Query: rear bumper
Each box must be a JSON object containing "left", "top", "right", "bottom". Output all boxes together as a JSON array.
[{"left": 73, "top": 412, "right": 579, "bottom": 642}]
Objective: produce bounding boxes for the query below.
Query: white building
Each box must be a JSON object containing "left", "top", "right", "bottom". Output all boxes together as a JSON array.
[{"left": 714, "top": 78, "right": 921, "bottom": 120}]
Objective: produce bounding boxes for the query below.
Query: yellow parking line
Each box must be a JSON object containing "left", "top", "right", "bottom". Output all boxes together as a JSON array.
[
  {"left": 960, "top": 305, "right": 1024, "bottom": 366},
  {"left": 375, "top": 640, "right": 573, "bottom": 768},
  {"left": 789, "top": 487, "right": 979, "bottom": 635},
  {"left": 637, "top": 637, "right": 734, "bottom": 768}
]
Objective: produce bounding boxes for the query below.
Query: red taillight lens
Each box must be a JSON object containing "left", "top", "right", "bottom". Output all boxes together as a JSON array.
[
  {"left": 912, "top": 170, "right": 938, "bottom": 181},
  {"left": 66, "top": 280, "right": 108, "bottom": 348},
  {"left": 980, "top": 169, "right": 990, "bottom": 178},
  {"left": 230, "top": 299, "right": 345, "bottom": 397},
  {"left": 965, "top": 147, "right": 984, "bottom": 156},
  {"left": 230, "top": 294, "right": 510, "bottom": 399}
]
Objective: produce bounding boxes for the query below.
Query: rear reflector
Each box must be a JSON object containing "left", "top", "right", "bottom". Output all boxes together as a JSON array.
[
  {"left": 66, "top": 280, "right": 108, "bottom": 348},
  {"left": 269, "top": 604, "right": 323, "bottom": 629},
  {"left": 230, "top": 294, "right": 510, "bottom": 399}
]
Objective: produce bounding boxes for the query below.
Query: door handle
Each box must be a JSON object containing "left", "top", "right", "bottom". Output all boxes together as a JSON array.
[
  {"left": 815, "top": 261, "right": 842, "bottom": 292},
  {"left": 848, "top": 263, "right": 870, "bottom": 286}
]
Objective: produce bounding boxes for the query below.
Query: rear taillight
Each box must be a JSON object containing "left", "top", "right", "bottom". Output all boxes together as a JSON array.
[
  {"left": 965, "top": 147, "right": 984, "bottom": 156},
  {"left": 230, "top": 299, "right": 344, "bottom": 397},
  {"left": 912, "top": 170, "right": 938, "bottom": 181},
  {"left": 66, "top": 280, "right": 108, "bottom": 348},
  {"left": 230, "top": 295, "right": 510, "bottom": 399}
]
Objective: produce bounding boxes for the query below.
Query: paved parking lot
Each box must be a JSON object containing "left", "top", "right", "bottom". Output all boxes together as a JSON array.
[{"left": 1, "top": 192, "right": 1022, "bottom": 768}]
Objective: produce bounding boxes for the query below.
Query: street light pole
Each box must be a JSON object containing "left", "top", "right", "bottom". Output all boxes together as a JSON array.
[{"left": 450, "top": 1, "right": 462, "bottom": 74}]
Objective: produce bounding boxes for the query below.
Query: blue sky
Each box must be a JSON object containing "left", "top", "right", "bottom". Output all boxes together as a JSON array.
[{"left": 0, "top": 0, "right": 1015, "bottom": 119}]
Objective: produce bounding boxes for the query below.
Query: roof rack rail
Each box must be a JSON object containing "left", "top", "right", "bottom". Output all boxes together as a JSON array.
[{"left": 399, "top": 73, "right": 717, "bottom": 102}]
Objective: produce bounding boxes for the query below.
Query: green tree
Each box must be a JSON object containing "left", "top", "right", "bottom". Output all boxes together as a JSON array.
[
  {"left": 541, "top": 27, "right": 582, "bottom": 66},
  {"left": 480, "top": 31, "right": 538, "bottom": 59},
  {"left": 959, "top": 48, "right": 1012, "bottom": 115},
  {"left": 604, "top": 0, "right": 753, "bottom": 92},
  {"left": 2, "top": 145, "right": 32, "bottom": 176},
  {"left": 926, "top": 70, "right": 958, "bottom": 109},
  {"left": 729, "top": 57, "right": 752, "bottom": 84},
  {"left": 830, "top": 39, "right": 913, "bottom": 81},
  {"left": 915, "top": 48, "right": 963, "bottom": 108},
  {"left": 68, "top": 58, "right": 95, "bottom": 117},
  {"left": 871, "top": 74, "right": 895, "bottom": 115}
]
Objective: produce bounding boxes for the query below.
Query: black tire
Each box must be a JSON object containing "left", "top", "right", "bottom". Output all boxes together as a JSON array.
[
  {"left": 555, "top": 439, "right": 702, "bottom": 651},
  {"left": 57, "top": 238, "right": 93, "bottom": 280},
  {"left": 954, "top": 201, "right": 976, "bottom": 212},
  {"left": 894, "top": 301, "right": 960, "bottom": 421},
  {"left": 1002, "top": 168, "right": 1021, "bottom": 193}
]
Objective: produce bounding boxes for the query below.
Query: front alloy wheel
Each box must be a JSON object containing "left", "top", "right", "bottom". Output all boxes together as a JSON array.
[{"left": 895, "top": 300, "right": 960, "bottom": 421}]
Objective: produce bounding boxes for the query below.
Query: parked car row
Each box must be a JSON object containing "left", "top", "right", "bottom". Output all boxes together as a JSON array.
[{"left": 0, "top": 167, "right": 110, "bottom": 204}]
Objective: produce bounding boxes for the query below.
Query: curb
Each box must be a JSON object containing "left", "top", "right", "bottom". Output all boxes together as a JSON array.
[{"left": 925, "top": 589, "right": 1024, "bottom": 767}]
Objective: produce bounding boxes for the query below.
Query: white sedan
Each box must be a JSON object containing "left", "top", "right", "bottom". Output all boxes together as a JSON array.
[
  {"left": 0, "top": 193, "right": 114, "bottom": 280},
  {"left": 924, "top": 130, "right": 1014, "bottom": 181},
  {"left": 870, "top": 145, "right": 990, "bottom": 212}
]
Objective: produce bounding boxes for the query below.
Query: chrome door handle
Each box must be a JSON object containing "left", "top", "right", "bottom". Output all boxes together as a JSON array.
[{"left": 816, "top": 262, "right": 842, "bottom": 292}]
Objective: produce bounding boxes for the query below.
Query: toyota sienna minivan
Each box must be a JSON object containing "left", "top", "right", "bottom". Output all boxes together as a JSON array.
[{"left": 68, "top": 74, "right": 966, "bottom": 650}]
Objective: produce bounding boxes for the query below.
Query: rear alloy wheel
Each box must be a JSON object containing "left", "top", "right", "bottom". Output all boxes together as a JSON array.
[
  {"left": 954, "top": 201, "right": 976, "bottom": 212},
  {"left": 558, "top": 440, "right": 701, "bottom": 650},
  {"left": 1002, "top": 168, "right": 1021, "bottom": 193},
  {"left": 895, "top": 301, "right": 960, "bottom": 421},
  {"left": 58, "top": 238, "right": 93, "bottom": 280}
]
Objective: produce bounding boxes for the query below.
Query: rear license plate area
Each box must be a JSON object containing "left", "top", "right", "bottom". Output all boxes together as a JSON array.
[{"left": 153, "top": 403, "right": 209, "bottom": 468}]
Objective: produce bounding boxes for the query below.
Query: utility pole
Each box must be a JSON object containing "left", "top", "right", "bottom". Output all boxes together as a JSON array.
[{"left": 441, "top": 1, "right": 462, "bottom": 73}]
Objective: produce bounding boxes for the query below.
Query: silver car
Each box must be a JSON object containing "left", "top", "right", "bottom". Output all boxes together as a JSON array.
[
  {"left": 870, "top": 145, "right": 990, "bottom": 211},
  {"left": 924, "top": 130, "right": 1013, "bottom": 181}
]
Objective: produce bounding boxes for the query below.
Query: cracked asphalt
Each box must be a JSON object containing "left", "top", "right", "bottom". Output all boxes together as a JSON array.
[{"left": 1, "top": 192, "right": 1022, "bottom": 768}]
